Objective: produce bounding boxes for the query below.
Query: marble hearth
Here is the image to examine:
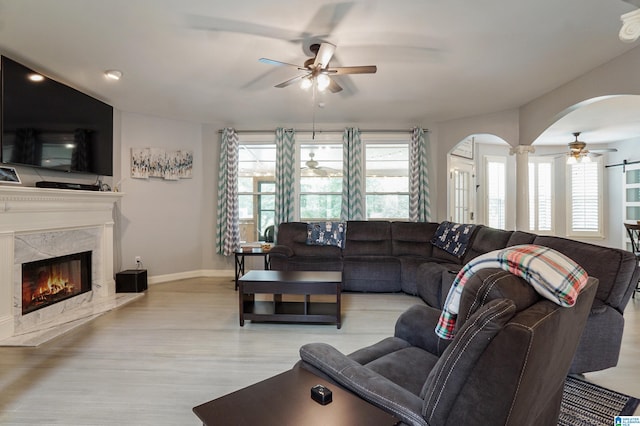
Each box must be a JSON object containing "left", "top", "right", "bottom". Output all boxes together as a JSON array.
[{"left": 0, "top": 186, "right": 138, "bottom": 346}]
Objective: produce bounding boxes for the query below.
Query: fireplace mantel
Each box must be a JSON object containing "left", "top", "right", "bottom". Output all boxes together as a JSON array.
[
  {"left": 0, "top": 186, "right": 123, "bottom": 233},
  {"left": 0, "top": 186, "right": 125, "bottom": 344}
]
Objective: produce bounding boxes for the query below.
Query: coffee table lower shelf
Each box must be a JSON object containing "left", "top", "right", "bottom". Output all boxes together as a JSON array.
[
  {"left": 238, "top": 270, "right": 342, "bottom": 329},
  {"left": 243, "top": 300, "right": 339, "bottom": 325}
]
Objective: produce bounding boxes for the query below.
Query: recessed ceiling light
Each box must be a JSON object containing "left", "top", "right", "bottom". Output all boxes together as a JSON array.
[
  {"left": 105, "top": 70, "right": 122, "bottom": 80},
  {"left": 28, "top": 73, "right": 45, "bottom": 82}
]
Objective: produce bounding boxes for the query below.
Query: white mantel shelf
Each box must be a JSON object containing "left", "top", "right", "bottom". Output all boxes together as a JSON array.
[
  {"left": 0, "top": 186, "right": 123, "bottom": 233},
  {"left": 0, "top": 185, "right": 129, "bottom": 345}
]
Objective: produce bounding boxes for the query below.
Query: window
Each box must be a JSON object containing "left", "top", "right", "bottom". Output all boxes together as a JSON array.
[
  {"left": 238, "top": 141, "right": 276, "bottom": 241},
  {"left": 365, "top": 139, "right": 409, "bottom": 220},
  {"left": 528, "top": 158, "right": 553, "bottom": 233},
  {"left": 484, "top": 156, "right": 506, "bottom": 229},
  {"left": 567, "top": 157, "right": 603, "bottom": 237},
  {"left": 299, "top": 143, "right": 343, "bottom": 221},
  {"left": 237, "top": 132, "right": 412, "bottom": 228}
]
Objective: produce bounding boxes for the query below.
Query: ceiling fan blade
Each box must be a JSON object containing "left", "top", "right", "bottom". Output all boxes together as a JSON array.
[
  {"left": 536, "top": 152, "right": 566, "bottom": 157},
  {"left": 259, "top": 58, "right": 304, "bottom": 69},
  {"left": 186, "top": 15, "right": 302, "bottom": 41},
  {"left": 314, "top": 42, "right": 336, "bottom": 68},
  {"left": 590, "top": 148, "right": 618, "bottom": 153},
  {"left": 275, "top": 74, "right": 309, "bottom": 88},
  {"left": 302, "top": 2, "right": 354, "bottom": 40},
  {"left": 327, "top": 78, "right": 343, "bottom": 93},
  {"left": 329, "top": 65, "right": 377, "bottom": 75}
]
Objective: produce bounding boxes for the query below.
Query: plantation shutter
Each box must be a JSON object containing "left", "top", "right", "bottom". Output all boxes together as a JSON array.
[
  {"left": 569, "top": 160, "right": 600, "bottom": 234},
  {"left": 528, "top": 160, "right": 553, "bottom": 232}
]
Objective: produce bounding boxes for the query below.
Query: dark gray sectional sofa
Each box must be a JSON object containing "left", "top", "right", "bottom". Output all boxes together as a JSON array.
[{"left": 269, "top": 221, "right": 640, "bottom": 374}]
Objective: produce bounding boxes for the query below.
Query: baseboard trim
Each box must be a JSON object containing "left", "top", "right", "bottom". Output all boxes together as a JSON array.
[{"left": 147, "top": 269, "right": 234, "bottom": 285}]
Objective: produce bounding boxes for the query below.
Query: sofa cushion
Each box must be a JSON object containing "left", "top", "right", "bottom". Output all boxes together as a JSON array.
[
  {"left": 343, "top": 256, "right": 401, "bottom": 292},
  {"left": 343, "top": 221, "right": 392, "bottom": 256},
  {"left": 506, "top": 230, "right": 537, "bottom": 246},
  {"left": 463, "top": 226, "right": 513, "bottom": 262},
  {"left": 391, "top": 221, "right": 439, "bottom": 257}
]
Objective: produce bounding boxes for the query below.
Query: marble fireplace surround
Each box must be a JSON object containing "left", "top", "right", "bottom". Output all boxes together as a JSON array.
[{"left": 0, "top": 186, "right": 137, "bottom": 346}]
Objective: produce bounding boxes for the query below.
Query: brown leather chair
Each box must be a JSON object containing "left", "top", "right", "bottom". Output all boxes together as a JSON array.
[{"left": 299, "top": 268, "right": 598, "bottom": 426}]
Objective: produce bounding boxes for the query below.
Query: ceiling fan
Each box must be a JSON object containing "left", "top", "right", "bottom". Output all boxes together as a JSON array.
[
  {"left": 301, "top": 152, "right": 339, "bottom": 176},
  {"left": 259, "top": 42, "right": 377, "bottom": 93},
  {"left": 542, "top": 132, "right": 617, "bottom": 163}
]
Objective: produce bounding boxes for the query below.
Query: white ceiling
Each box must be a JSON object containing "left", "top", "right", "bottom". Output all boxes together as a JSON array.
[{"left": 0, "top": 0, "right": 639, "bottom": 146}]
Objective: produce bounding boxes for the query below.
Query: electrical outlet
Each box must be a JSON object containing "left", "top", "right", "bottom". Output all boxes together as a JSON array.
[{"left": 135, "top": 256, "right": 141, "bottom": 264}]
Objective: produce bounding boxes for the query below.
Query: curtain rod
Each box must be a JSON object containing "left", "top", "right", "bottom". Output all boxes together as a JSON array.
[{"left": 218, "top": 128, "right": 429, "bottom": 134}]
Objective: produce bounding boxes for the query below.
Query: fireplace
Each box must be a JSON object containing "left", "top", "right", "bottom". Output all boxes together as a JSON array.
[{"left": 21, "top": 251, "right": 92, "bottom": 315}]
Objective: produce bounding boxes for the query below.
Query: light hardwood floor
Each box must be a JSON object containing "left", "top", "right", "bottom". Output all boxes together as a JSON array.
[{"left": 0, "top": 277, "right": 638, "bottom": 425}]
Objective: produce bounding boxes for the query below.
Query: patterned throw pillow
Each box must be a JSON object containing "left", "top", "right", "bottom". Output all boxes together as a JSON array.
[
  {"left": 306, "top": 222, "right": 347, "bottom": 249},
  {"left": 431, "top": 221, "right": 476, "bottom": 257}
]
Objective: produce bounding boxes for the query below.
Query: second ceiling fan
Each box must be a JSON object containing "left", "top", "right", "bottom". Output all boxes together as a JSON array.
[
  {"left": 259, "top": 42, "right": 377, "bottom": 93},
  {"left": 542, "top": 132, "right": 617, "bottom": 162}
]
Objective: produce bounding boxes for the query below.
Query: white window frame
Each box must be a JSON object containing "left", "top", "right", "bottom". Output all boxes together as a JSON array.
[
  {"left": 528, "top": 157, "right": 555, "bottom": 235},
  {"left": 484, "top": 155, "right": 506, "bottom": 230},
  {"left": 363, "top": 133, "right": 410, "bottom": 221},
  {"left": 237, "top": 135, "right": 277, "bottom": 241},
  {"left": 566, "top": 156, "right": 603, "bottom": 238},
  {"left": 296, "top": 133, "right": 343, "bottom": 222}
]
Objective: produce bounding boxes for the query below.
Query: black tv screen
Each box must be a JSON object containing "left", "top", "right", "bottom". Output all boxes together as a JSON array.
[{"left": 1, "top": 56, "right": 113, "bottom": 176}]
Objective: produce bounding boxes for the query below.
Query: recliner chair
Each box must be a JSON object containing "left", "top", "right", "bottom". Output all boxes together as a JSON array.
[{"left": 299, "top": 268, "right": 598, "bottom": 426}]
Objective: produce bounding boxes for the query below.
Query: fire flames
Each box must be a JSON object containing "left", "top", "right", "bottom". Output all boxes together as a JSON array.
[
  {"left": 23, "top": 269, "right": 77, "bottom": 312},
  {"left": 32, "top": 272, "right": 75, "bottom": 302}
]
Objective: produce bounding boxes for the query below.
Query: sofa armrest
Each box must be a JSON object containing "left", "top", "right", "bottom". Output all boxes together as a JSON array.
[
  {"left": 394, "top": 304, "right": 451, "bottom": 356},
  {"left": 267, "top": 244, "right": 294, "bottom": 258},
  {"left": 300, "top": 343, "right": 427, "bottom": 426}
]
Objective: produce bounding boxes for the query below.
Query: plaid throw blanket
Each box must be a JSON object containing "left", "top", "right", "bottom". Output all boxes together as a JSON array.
[{"left": 435, "top": 244, "right": 589, "bottom": 340}]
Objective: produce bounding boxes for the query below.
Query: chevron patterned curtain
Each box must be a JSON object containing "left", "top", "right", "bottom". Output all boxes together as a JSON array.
[
  {"left": 341, "top": 127, "right": 364, "bottom": 220},
  {"left": 275, "top": 128, "right": 295, "bottom": 238},
  {"left": 215, "top": 128, "right": 240, "bottom": 255},
  {"left": 409, "top": 127, "right": 431, "bottom": 222}
]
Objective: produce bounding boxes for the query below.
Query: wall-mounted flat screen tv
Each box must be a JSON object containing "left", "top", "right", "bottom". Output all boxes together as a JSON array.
[{"left": 1, "top": 56, "right": 113, "bottom": 176}]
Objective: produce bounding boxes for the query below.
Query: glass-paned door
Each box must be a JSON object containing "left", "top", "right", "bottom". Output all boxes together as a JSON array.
[
  {"left": 624, "top": 164, "right": 640, "bottom": 250},
  {"left": 449, "top": 158, "right": 475, "bottom": 223}
]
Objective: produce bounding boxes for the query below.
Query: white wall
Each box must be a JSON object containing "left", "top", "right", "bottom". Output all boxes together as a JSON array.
[{"left": 118, "top": 112, "right": 206, "bottom": 276}]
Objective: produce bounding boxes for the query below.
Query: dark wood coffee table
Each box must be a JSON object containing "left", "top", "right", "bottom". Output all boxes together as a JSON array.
[
  {"left": 193, "top": 364, "right": 400, "bottom": 425},
  {"left": 238, "top": 270, "right": 342, "bottom": 328}
]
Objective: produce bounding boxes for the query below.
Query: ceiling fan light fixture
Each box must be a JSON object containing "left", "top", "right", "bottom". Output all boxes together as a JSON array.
[
  {"left": 566, "top": 155, "right": 577, "bottom": 165},
  {"left": 300, "top": 77, "right": 313, "bottom": 90},
  {"left": 316, "top": 74, "right": 331, "bottom": 91}
]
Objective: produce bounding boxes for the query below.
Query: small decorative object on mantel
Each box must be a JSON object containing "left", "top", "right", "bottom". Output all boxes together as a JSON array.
[
  {"left": 0, "top": 166, "right": 21, "bottom": 184},
  {"left": 130, "top": 147, "right": 193, "bottom": 180}
]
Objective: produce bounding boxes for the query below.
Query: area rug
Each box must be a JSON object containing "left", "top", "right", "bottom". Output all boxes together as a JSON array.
[{"left": 559, "top": 375, "right": 640, "bottom": 426}]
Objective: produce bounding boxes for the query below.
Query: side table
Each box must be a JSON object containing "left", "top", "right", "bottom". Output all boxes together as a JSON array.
[{"left": 234, "top": 248, "right": 270, "bottom": 290}]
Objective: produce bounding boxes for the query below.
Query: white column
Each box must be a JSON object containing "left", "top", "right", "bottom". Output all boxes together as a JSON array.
[
  {"left": 102, "top": 221, "right": 116, "bottom": 298},
  {"left": 620, "top": 9, "right": 640, "bottom": 43},
  {"left": 509, "top": 145, "right": 535, "bottom": 231}
]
